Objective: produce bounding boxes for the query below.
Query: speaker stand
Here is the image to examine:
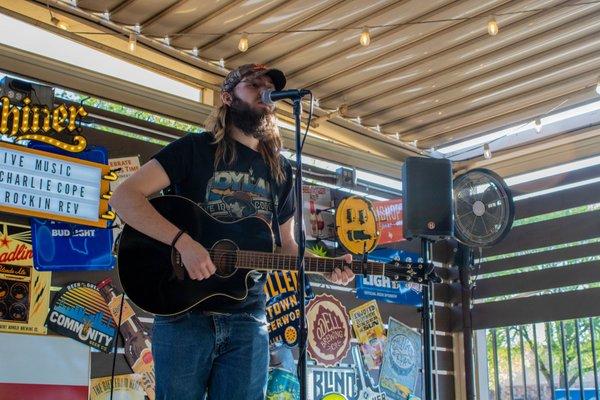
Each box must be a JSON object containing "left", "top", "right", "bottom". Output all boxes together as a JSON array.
[{"left": 420, "top": 238, "right": 442, "bottom": 400}]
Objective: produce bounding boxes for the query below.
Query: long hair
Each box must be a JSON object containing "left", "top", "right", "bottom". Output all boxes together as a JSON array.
[{"left": 205, "top": 102, "right": 286, "bottom": 185}]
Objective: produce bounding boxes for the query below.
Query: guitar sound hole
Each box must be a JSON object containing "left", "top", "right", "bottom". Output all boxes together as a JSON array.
[{"left": 211, "top": 240, "right": 238, "bottom": 278}]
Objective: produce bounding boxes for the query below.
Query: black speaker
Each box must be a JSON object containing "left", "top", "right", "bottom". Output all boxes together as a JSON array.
[{"left": 402, "top": 157, "right": 454, "bottom": 240}]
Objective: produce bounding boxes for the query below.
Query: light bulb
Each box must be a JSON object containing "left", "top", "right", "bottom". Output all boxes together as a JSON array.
[
  {"left": 487, "top": 17, "right": 499, "bottom": 36},
  {"left": 534, "top": 118, "right": 542, "bottom": 133},
  {"left": 483, "top": 143, "right": 492, "bottom": 159},
  {"left": 596, "top": 78, "right": 600, "bottom": 95},
  {"left": 360, "top": 27, "right": 370, "bottom": 46},
  {"left": 51, "top": 17, "right": 69, "bottom": 31},
  {"left": 192, "top": 47, "right": 199, "bottom": 57},
  {"left": 238, "top": 33, "right": 249, "bottom": 52},
  {"left": 128, "top": 33, "right": 137, "bottom": 52},
  {"left": 219, "top": 58, "right": 225, "bottom": 68}
]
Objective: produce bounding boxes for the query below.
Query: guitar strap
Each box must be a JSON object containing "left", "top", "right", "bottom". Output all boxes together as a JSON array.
[{"left": 269, "top": 174, "right": 282, "bottom": 248}]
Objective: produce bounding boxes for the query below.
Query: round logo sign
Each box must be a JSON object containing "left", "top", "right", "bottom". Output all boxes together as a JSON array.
[{"left": 306, "top": 294, "right": 351, "bottom": 367}]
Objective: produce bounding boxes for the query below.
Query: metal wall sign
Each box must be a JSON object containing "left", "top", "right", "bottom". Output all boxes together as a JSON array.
[
  {"left": 0, "top": 141, "right": 112, "bottom": 227},
  {"left": 307, "top": 364, "right": 356, "bottom": 400},
  {"left": 355, "top": 249, "right": 423, "bottom": 307},
  {"left": 0, "top": 221, "right": 51, "bottom": 335},
  {"left": 379, "top": 317, "right": 422, "bottom": 400},
  {"left": 306, "top": 293, "right": 352, "bottom": 367},
  {"left": 264, "top": 270, "right": 314, "bottom": 348},
  {"left": 46, "top": 281, "right": 116, "bottom": 353},
  {"left": 29, "top": 145, "right": 115, "bottom": 271}
]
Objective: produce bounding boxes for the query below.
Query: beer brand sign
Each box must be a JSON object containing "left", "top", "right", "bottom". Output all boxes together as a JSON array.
[
  {"left": 0, "top": 221, "right": 51, "bottom": 335},
  {"left": 264, "top": 270, "right": 314, "bottom": 348},
  {"left": 0, "top": 141, "right": 113, "bottom": 227},
  {"left": 1, "top": 96, "right": 88, "bottom": 152},
  {"left": 306, "top": 294, "right": 351, "bottom": 367},
  {"left": 46, "top": 281, "right": 116, "bottom": 352}
]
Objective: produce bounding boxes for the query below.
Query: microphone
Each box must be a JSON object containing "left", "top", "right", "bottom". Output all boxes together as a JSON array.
[{"left": 261, "top": 89, "right": 311, "bottom": 105}]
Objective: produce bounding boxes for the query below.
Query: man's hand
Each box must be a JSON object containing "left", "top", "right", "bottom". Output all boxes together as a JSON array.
[
  {"left": 175, "top": 233, "right": 216, "bottom": 280},
  {"left": 324, "top": 253, "right": 354, "bottom": 285}
]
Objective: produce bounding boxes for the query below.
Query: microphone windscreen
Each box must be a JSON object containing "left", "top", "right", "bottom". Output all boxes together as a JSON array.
[{"left": 261, "top": 89, "right": 275, "bottom": 105}]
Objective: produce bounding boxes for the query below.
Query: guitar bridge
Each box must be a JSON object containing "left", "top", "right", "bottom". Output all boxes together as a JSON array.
[{"left": 170, "top": 248, "right": 185, "bottom": 281}]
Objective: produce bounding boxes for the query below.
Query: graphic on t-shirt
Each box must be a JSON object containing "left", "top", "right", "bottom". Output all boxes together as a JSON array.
[{"left": 204, "top": 170, "right": 273, "bottom": 221}]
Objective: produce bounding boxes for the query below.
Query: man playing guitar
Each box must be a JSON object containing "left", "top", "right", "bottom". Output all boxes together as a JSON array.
[{"left": 110, "top": 63, "right": 354, "bottom": 400}]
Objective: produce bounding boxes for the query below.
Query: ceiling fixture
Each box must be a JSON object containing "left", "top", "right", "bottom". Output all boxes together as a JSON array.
[
  {"left": 534, "top": 118, "right": 542, "bottom": 133},
  {"left": 360, "top": 27, "right": 371, "bottom": 46},
  {"left": 238, "top": 33, "right": 249, "bottom": 52},
  {"left": 50, "top": 16, "right": 69, "bottom": 31},
  {"left": 483, "top": 143, "right": 492, "bottom": 159},
  {"left": 487, "top": 17, "right": 499, "bottom": 36},
  {"left": 128, "top": 33, "right": 136, "bottom": 52}
]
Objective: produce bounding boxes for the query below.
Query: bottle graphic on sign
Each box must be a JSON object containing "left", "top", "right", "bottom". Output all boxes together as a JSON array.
[{"left": 97, "top": 278, "right": 156, "bottom": 400}]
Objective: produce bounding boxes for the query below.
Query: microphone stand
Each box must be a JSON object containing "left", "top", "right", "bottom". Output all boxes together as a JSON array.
[{"left": 291, "top": 94, "right": 309, "bottom": 400}]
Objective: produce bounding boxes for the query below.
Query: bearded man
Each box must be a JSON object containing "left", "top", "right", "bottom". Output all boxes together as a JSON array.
[{"left": 109, "top": 64, "right": 354, "bottom": 399}]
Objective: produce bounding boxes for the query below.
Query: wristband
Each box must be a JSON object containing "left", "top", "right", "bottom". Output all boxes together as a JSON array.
[{"left": 171, "top": 229, "right": 186, "bottom": 248}]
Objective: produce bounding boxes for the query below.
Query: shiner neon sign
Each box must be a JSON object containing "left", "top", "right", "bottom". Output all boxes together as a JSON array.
[
  {"left": 1, "top": 96, "right": 88, "bottom": 152},
  {"left": 0, "top": 141, "right": 113, "bottom": 228}
]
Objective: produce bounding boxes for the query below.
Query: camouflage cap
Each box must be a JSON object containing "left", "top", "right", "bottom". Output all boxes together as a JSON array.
[{"left": 221, "top": 63, "right": 286, "bottom": 93}]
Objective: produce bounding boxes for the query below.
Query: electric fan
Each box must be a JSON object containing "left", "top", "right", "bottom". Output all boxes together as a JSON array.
[{"left": 453, "top": 168, "right": 514, "bottom": 247}]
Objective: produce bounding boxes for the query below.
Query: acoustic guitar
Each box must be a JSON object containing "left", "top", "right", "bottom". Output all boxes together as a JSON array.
[{"left": 117, "top": 195, "right": 429, "bottom": 316}]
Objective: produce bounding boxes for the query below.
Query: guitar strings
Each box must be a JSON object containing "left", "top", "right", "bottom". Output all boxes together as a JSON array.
[{"left": 204, "top": 248, "right": 422, "bottom": 277}]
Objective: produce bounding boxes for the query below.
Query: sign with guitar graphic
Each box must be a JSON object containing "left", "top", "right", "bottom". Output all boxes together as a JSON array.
[{"left": 335, "top": 196, "right": 380, "bottom": 255}]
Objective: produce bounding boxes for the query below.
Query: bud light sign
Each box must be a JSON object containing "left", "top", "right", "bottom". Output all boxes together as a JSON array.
[{"left": 355, "top": 249, "right": 422, "bottom": 307}]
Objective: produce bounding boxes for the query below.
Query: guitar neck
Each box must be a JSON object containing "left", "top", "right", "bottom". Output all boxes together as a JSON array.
[{"left": 227, "top": 249, "right": 419, "bottom": 279}]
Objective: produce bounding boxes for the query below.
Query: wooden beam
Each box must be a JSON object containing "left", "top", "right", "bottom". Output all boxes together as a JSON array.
[
  {"left": 481, "top": 241, "right": 600, "bottom": 275},
  {"left": 474, "top": 260, "right": 600, "bottom": 299},
  {"left": 470, "top": 287, "right": 600, "bottom": 329},
  {"left": 513, "top": 180, "right": 600, "bottom": 220},
  {"left": 484, "top": 209, "right": 600, "bottom": 257}
]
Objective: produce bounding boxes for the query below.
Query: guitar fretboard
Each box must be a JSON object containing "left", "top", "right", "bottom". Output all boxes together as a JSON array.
[{"left": 210, "top": 249, "right": 425, "bottom": 281}]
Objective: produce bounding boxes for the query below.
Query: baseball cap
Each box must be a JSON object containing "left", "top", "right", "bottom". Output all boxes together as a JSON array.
[{"left": 221, "top": 63, "right": 286, "bottom": 93}]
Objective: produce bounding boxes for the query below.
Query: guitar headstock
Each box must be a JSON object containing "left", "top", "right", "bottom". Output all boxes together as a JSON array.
[{"left": 383, "top": 259, "right": 434, "bottom": 283}]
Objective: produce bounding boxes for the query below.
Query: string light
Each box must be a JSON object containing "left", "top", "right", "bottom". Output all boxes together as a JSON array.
[
  {"left": 128, "top": 33, "right": 136, "bottom": 52},
  {"left": 534, "top": 118, "right": 542, "bottom": 133},
  {"left": 483, "top": 143, "right": 492, "bottom": 159},
  {"left": 487, "top": 16, "right": 499, "bottom": 36},
  {"left": 359, "top": 27, "right": 370, "bottom": 46},
  {"left": 238, "top": 33, "right": 249, "bottom": 52},
  {"left": 51, "top": 16, "right": 69, "bottom": 31}
]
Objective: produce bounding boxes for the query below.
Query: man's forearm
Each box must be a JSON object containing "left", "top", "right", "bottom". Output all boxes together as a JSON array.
[{"left": 110, "top": 188, "right": 181, "bottom": 246}]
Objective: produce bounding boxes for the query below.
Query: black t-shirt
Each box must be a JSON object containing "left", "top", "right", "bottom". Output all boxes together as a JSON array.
[{"left": 152, "top": 132, "right": 295, "bottom": 315}]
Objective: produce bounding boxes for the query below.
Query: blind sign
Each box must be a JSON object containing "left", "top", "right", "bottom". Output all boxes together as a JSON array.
[{"left": 0, "top": 141, "right": 110, "bottom": 228}]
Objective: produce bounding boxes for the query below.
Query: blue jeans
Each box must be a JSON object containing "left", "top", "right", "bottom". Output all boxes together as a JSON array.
[{"left": 152, "top": 311, "right": 269, "bottom": 400}]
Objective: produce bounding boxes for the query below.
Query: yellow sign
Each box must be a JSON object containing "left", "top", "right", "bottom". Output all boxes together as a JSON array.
[
  {"left": 89, "top": 374, "right": 146, "bottom": 400},
  {"left": 1, "top": 96, "right": 88, "bottom": 152},
  {"left": 0, "top": 221, "right": 51, "bottom": 335},
  {"left": 335, "top": 196, "right": 380, "bottom": 255},
  {"left": 0, "top": 141, "right": 112, "bottom": 227},
  {"left": 349, "top": 300, "right": 386, "bottom": 370}
]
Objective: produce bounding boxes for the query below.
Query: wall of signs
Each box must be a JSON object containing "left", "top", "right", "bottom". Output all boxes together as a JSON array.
[{"left": 0, "top": 80, "right": 455, "bottom": 400}]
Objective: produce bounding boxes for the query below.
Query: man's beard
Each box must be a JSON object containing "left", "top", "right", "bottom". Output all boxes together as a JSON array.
[{"left": 227, "top": 95, "right": 277, "bottom": 140}]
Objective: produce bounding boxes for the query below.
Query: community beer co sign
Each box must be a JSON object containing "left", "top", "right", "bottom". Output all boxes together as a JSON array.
[{"left": 0, "top": 141, "right": 113, "bottom": 228}]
